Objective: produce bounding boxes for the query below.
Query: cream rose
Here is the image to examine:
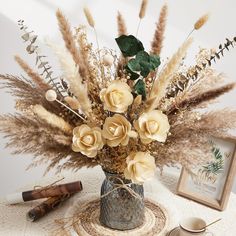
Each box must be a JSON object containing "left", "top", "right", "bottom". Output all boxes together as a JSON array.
[
  {"left": 102, "top": 114, "right": 137, "bottom": 147},
  {"left": 72, "top": 125, "right": 104, "bottom": 158},
  {"left": 100, "top": 81, "right": 133, "bottom": 113},
  {"left": 134, "top": 110, "right": 170, "bottom": 144},
  {"left": 124, "top": 152, "right": 156, "bottom": 184}
]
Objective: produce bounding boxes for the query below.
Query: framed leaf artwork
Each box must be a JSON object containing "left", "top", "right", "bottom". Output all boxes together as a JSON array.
[{"left": 177, "top": 137, "right": 236, "bottom": 211}]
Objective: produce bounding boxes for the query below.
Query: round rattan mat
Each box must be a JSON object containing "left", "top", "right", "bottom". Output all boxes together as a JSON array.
[{"left": 67, "top": 198, "right": 169, "bottom": 236}]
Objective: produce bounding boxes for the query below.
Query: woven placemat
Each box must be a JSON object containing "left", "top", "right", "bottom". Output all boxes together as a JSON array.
[{"left": 66, "top": 197, "right": 169, "bottom": 236}]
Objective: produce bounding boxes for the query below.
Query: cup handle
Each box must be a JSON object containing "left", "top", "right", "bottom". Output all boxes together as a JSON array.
[{"left": 205, "top": 230, "right": 214, "bottom": 236}]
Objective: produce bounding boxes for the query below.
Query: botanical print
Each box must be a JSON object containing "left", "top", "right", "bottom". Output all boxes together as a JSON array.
[{"left": 186, "top": 138, "right": 235, "bottom": 201}]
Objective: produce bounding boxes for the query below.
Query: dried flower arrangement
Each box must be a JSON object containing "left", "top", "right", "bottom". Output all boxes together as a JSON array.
[{"left": 0, "top": 1, "right": 236, "bottom": 185}]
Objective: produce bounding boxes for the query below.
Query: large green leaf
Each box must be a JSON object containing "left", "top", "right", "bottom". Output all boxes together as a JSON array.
[
  {"left": 134, "top": 79, "right": 146, "bottom": 99},
  {"left": 127, "top": 51, "right": 161, "bottom": 78},
  {"left": 115, "top": 35, "right": 144, "bottom": 57}
]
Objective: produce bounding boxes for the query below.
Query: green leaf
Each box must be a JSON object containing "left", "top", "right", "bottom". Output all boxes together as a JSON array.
[
  {"left": 136, "top": 50, "right": 150, "bottom": 61},
  {"left": 149, "top": 55, "right": 161, "bottom": 70},
  {"left": 125, "top": 66, "right": 140, "bottom": 80},
  {"left": 134, "top": 79, "right": 146, "bottom": 99},
  {"left": 115, "top": 35, "right": 144, "bottom": 57},
  {"left": 127, "top": 58, "right": 141, "bottom": 72},
  {"left": 127, "top": 51, "right": 161, "bottom": 78}
]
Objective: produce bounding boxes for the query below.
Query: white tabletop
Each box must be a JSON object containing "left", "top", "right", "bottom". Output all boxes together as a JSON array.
[{"left": 0, "top": 167, "right": 235, "bottom": 236}]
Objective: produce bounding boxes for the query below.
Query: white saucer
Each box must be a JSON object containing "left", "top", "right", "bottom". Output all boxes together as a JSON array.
[{"left": 167, "top": 227, "right": 180, "bottom": 236}]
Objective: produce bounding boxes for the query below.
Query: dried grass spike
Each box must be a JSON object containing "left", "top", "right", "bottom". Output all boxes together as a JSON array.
[
  {"left": 148, "top": 38, "right": 193, "bottom": 110},
  {"left": 14, "top": 55, "right": 50, "bottom": 91},
  {"left": 84, "top": 7, "right": 95, "bottom": 28},
  {"left": 117, "top": 11, "right": 128, "bottom": 36},
  {"left": 139, "top": 0, "right": 148, "bottom": 19},
  {"left": 56, "top": 9, "right": 81, "bottom": 67},
  {"left": 33, "top": 104, "right": 73, "bottom": 135},
  {"left": 194, "top": 14, "right": 209, "bottom": 30},
  {"left": 168, "top": 83, "right": 236, "bottom": 114},
  {"left": 151, "top": 4, "right": 168, "bottom": 55}
]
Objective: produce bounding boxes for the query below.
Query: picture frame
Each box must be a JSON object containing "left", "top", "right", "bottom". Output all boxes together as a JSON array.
[{"left": 177, "top": 137, "right": 236, "bottom": 211}]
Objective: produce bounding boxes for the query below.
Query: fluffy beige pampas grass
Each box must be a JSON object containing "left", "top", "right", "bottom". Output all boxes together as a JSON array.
[
  {"left": 46, "top": 40, "right": 91, "bottom": 114},
  {"left": 148, "top": 38, "right": 193, "bottom": 110},
  {"left": 33, "top": 104, "right": 73, "bottom": 135},
  {"left": 151, "top": 4, "right": 168, "bottom": 56}
]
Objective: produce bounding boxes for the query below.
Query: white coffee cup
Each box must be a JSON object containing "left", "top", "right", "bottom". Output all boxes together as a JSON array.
[{"left": 179, "top": 217, "right": 213, "bottom": 236}]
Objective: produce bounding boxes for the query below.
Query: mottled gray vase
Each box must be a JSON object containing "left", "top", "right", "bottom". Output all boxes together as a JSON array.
[{"left": 99, "top": 170, "right": 145, "bottom": 230}]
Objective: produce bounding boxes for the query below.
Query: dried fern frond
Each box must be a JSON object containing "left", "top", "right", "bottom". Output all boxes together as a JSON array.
[
  {"left": 148, "top": 38, "right": 193, "bottom": 110},
  {"left": 167, "top": 83, "right": 235, "bottom": 114},
  {"left": 151, "top": 4, "right": 168, "bottom": 55},
  {"left": 169, "top": 38, "right": 236, "bottom": 97},
  {"left": 56, "top": 10, "right": 81, "bottom": 68},
  {"left": 14, "top": 55, "right": 50, "bottom": 91},
  {"left": 117, "top": 11, "right": 128, "bottom": 36}
]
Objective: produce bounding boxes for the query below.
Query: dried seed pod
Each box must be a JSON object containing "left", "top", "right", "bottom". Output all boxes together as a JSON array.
[
  {"left": 84, "top": 7, "right": 95, "bottom": 27},
  {"left": 65, "top": 96, "right": 80, "bottom": 110},
  {"left": 139, "top": 0, "right": 148, "bottom": 19}
]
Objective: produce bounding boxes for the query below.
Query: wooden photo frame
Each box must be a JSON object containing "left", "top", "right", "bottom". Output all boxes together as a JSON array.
[{"left": 177, "top": 137, "right": 236, "bottom": 211}]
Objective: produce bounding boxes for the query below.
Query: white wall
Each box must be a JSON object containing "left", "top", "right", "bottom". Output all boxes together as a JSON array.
[{"left": 0, "top": 0, "right": 235, "bottom": 195}]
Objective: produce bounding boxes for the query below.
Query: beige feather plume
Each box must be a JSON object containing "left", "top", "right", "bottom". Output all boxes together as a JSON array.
[
  {"left": 33, "top": 104, "right": 73, "bottom": 135},
  {"left": 148, "top": 38, "right": 193, "bottom": 111},
  {"left": 46, "top": 40, "right": 91, "bottom": 114}
]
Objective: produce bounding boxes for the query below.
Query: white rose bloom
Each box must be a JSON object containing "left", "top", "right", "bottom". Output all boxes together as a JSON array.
[
  {"left": 134, "top": 110, "right": 170, "bottom": 144},
  {"left": 100, "top": 81, "right": 133, "bottom": 113},
  {"left": 102, "top": 114, "right": 137, "bottom": 147},
  {"left": 72, "top": 125, "right": 104, "bottom": 158},
  {"left": 124, "top": 152, "right": 156, "bottom": 184}
]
